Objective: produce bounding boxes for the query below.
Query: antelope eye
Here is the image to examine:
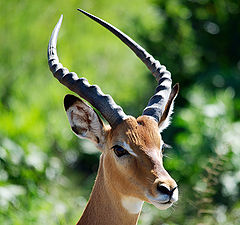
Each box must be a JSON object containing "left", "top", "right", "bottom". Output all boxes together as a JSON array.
[{"left": 112, "top": 145, "right": 129, "bottom": 157}]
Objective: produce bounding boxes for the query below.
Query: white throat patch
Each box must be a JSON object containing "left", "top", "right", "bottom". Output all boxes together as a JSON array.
[{"left": 121, "top": 196, "right": 143, "bottom": 214}]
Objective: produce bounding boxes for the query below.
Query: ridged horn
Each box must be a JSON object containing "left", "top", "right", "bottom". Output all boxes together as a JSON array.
[
  {"left": 77, "top": 9, "right": 173, "bottom": 123},
  {"left": 47, "top": 15, "right": 128, "bottom": 129}
]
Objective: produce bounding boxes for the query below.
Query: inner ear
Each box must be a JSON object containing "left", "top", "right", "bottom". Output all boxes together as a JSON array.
[
  {"left": 158, "top": 83, "right": 179, "bottom": 131},
  {"left": 64, "top": 94, "right": 106, "bottom": 150}
]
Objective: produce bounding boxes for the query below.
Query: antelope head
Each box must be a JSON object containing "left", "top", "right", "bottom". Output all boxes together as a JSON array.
[{"left": 48, "top": 9, "right": 179, "bottom": 222}]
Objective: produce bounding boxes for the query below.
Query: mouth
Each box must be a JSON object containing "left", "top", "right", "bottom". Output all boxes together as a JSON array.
[
  {"left": 146, "top": 186, "right": 178, "bottom": 210},
  {"left": 149, "top": 199, "right": 173, "bottom": 210}
]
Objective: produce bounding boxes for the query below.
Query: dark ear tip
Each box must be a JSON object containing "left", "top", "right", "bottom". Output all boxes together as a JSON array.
[
  {"left": 173, "top": 83, "right": 180, "bottom": 93},
  {"left": 64, "top": 94, "right": 81, "bottom": 111},
  {"left": 173, "top": 83, "right": 180, "bottom": 89}
]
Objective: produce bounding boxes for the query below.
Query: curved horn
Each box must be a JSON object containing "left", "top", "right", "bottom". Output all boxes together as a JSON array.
[
  {"left": 77, "top": 9, "right": 173, "bottom": 123},
  {"left": 47, "top": 15, "right": 127, "bottom": 129}
]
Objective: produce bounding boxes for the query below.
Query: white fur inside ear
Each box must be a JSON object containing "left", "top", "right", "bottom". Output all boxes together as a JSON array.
[
  {"left": 159, "top": 99, "right": 175, "bottom": 132},
  {"left": 66, "top": 101, "right": 105, "bottom": 148}
]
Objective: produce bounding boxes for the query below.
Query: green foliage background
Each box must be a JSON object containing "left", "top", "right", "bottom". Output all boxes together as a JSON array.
[{"left": 0, "top": 0, "right": 240, "bottom": 224}]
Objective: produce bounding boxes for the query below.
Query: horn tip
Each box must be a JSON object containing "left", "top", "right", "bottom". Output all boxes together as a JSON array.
[
  {"left": 77, "top": 8, "right": 86, "bottom": 14},
  {"left": 58, "top": 14, "right": 63, "bottom": 25},
  {"left": 77, "top": 8, "right": 93, "bottom": 18}
]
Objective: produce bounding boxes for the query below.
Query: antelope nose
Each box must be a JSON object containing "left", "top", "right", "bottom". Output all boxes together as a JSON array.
[
  {"left": 157, "top": 184, "right": 171, "bottom": 195},
  {"left": 157, "top": 184, "right": 178, "bottom": 202}
]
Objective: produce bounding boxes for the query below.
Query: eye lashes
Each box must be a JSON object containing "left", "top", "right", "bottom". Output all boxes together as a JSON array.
[{"left": 162, "top": 143, "right": 172, "bottom": 150}]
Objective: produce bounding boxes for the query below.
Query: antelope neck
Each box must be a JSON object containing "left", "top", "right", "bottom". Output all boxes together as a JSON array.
[{"left": 77, "top": 155, "right": 142, "bottom": 225}]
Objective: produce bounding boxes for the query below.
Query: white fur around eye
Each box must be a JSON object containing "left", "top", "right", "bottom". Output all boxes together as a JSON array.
[{"left": 122, "top": 142, "right": 138, "bottom": 157}]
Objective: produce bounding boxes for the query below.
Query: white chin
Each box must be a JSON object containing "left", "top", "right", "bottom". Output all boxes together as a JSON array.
[{"left": 151, "top": 201, "right": 173, "bottom": 210}]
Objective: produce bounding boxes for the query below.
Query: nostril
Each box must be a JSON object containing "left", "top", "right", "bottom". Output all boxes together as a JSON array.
[{"left": 157, "top": 184, "right": 171, "bottom": 195}]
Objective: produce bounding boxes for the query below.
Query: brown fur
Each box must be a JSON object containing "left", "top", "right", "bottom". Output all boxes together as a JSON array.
[{"left": 65, "top": 97, "right": 177, "bottom": 225}]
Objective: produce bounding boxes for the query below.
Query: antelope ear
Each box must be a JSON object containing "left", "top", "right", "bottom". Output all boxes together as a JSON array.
[
  {"left": 158, "top": 84, "right": 179, "bottom": 132},
  {"left": 64, "top": 94, "right": 107, "bottom": 151}
]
